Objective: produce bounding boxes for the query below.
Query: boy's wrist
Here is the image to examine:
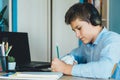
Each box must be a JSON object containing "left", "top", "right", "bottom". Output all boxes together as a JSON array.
[{"left": 63, "top": 64, "right": 73, "bottom": 75}]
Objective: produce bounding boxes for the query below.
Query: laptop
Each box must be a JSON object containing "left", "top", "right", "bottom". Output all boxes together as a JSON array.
[{"left": 0, "top": 32, "right": 51, "bottom": 72}]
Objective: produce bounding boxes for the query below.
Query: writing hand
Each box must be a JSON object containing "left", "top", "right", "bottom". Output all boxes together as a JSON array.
[{"left": 51, "top": 57, "right": 73, "bottom": 75}]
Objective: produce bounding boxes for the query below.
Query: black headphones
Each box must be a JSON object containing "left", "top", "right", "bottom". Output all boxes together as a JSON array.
[{"left": 84, "top": 3, "right": 101, "bottom": 26}]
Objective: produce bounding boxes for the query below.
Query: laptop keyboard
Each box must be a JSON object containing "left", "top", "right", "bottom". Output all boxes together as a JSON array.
[{"left": 15, "top": 62, "right": 51, "bottom": 72}]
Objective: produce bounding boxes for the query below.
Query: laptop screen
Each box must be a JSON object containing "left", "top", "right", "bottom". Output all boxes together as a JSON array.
[{"left": 0, "top": 32, "right": 31, "bottom": 66}]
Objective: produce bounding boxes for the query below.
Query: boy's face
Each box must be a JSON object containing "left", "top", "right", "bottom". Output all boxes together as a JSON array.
[{"left": 70, "top": 18, "right": 96, "bottom": 44}]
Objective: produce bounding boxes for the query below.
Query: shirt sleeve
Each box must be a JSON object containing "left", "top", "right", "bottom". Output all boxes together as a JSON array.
[
  {"left": 69, "top": 44, "right": 87, "bottom": 63},
  {"left": 71, "top": 43, "right": 120, "bottom": 78}
]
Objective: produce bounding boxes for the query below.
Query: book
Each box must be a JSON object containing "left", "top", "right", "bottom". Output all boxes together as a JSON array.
[
  {"left": 0, "top": 72, "right": 63, "bottom": 80},
  {"left": 0, "top": 44, "right": 7, "bottom": 71},
  {"left": 1, "top": 42, "right": 5, "bottom": 56},
  {"left": 16, "top": 72, "right": 63, "bottom": 79},
  {"left": 0, "top": 60, "right": 2, "bottom": 71}
]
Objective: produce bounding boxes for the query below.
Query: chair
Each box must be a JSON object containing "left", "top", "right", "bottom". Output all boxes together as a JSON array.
[{"left": 111, "top": 61, "right": 120, "bottom": 80}]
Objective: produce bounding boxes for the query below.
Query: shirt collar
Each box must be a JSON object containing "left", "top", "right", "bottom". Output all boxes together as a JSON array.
[{"left": 87, "top": 27, "right": 108, "bottom": 47}]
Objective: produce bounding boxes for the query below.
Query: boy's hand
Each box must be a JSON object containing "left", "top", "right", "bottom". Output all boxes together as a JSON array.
[{"left": 51, "top": 58, "right": 73, "bottom": 75}]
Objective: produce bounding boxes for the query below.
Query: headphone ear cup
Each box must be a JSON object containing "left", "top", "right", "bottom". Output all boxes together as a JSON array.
[
  {"left": 90, "top": 14, "right": 95, "bottom": 25},
  {"left": 90, "top": 14, "right": 101, "bottom": 26}
]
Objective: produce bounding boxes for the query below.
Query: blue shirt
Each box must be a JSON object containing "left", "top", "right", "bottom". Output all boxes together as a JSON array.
[{"left": 69, "top": 27, "right": 120, "bottom": 78}]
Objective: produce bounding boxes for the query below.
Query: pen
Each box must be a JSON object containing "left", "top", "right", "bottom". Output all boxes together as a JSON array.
[
  {"left": 5, "top": 42, "right": 9, "bottom": 52},
  {"left": 1, "top": 42, "right": 5, "bottom": 56},
  {"left": 56, "top": 45, "right": 60, "bottom": 58},
  {"left": 6, "top": 46, "right": 12, "bottom": 56}
]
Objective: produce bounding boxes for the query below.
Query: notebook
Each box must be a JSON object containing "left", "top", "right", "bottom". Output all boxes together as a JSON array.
[
  {"left": 1, "top": 72, "right": 63, "bottom": 80},
  {"left": 0, "top": 32, "right": 51, "bottom": 72}
]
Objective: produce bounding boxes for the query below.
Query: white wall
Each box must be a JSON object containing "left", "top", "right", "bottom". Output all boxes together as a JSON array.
[
  {"left": 52, "top": 0, "right": 79, "bottom": 58},
  {"left": 17, "top": 0, "right": 79, "bottom": 61},
  {"left": 17, "top": 0, "right": 51, "bottom": 62}
]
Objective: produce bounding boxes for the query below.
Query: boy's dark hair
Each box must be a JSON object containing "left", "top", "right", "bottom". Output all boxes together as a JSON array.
[{"left": 65, "top": 3, "right": 102, "bottom": 26}]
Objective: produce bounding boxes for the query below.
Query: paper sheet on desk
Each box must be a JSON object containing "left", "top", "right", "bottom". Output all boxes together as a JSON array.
[{"left": 0, "top": 72, "right": 63, "bottom": 80}]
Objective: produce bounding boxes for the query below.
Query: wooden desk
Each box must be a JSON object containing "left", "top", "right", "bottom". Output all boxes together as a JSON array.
[
  {"left": 60, "top": 76, "right": 114, "bottom": 80},
  {"left": 0, "top": 73, "right": 114, "bottom": 80}
]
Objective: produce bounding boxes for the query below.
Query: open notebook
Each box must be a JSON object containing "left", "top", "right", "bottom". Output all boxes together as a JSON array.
[
  {"left": 0, "top": 32, "right": 51, "bottom": 71},
  {"left": 1, "top": 72, "right": 63, "bottom": 80}
]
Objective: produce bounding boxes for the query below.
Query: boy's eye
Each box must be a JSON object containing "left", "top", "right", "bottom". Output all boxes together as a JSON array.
[
  {"left": 72, "top": 26, "right": 82, "bottom": 32},
  {"left": 72, "top": 29, "right": 75, "bottom": 32},
  {"left": 77, "top": 27, "right": 81, "bottom": 30}
]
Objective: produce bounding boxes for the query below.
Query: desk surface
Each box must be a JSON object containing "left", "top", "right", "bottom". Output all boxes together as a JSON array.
[
  {"left": 60, "top": 76, "right": 114, "bottom": 80},
  {"left": 0, "top": 73, "right": 114, "bottom": 80}
]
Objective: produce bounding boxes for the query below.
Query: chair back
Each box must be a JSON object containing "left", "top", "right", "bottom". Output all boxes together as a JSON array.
[{"left": 111, "top": 61, "right": 120, "bottom": 80}]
